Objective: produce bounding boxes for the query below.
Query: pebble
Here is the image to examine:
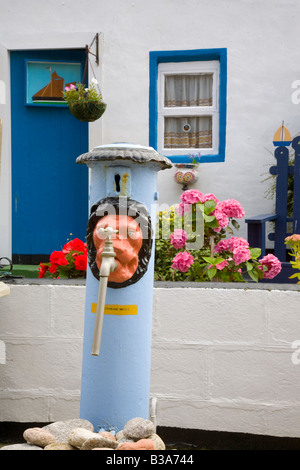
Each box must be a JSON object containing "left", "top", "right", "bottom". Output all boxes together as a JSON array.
[
  {"left": 118, "top": 439, "right": 156, "bottom": 450},
  {"left": 97, "top": 431, "right": 116, "bottom": 441},
  {"left": 68, "top": 428, "right": 96, "bottom": 448},
  {"left": 44, "top": 443, "right": 77, "bottom": 450},
  {"left": 81, "top": 435, "right": 118, "bottom": 450},
  {"left": 115, "top": 430, "right": 135, "bottom": 444},
  {"left": 116, "top": 430, "right": 165, "bottom": 450},
  {"left": 148, "top": 433, "right": 166, "bottom": 450},
  {"left": 1, "top": 443, "right": 43, "bottom": 450},
  {"left": 43, "top": 419, "right": 94, "bottom": 443},
  {"left": 0, "top": 417, "right": 165, "bottom": 451},
  {"left": 23, "top": 427, "right": 56, "bottom": 448},
  {"left": 123, "top": 417, "right": 155, "bottom": 440},
  {"left": 92, "top": 447, "right": 114, "bottom": 450}
]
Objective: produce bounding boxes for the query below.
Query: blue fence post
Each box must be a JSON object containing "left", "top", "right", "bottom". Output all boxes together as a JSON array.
[
  {"left": 273, "top": 146, "right": 289, "bottom": 261},
  {"left": 292, "top": 136, "right": 300, "bottom": 234}
]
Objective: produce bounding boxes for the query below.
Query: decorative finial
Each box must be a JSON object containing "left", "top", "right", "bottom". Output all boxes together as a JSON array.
[{"left": 273, "top": 121, "right": 292, "bottom": 146}]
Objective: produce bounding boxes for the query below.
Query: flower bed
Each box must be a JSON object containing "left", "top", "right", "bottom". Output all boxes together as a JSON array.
[
  {"left": 38, "top": 238, "right": 87, "bottom": 279},
  {"left": 155, "top": 189, "right": 282, "bottom": 283},
  {"left": 11, "top": 190, "right": 300, "bottom": 286}
]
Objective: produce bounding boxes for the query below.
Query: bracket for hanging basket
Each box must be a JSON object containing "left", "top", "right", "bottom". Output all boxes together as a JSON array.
[
  {"left": 87, "top": 33, "right": 99, "bottom": 66},
  {"left": 66, "top": 33, "right": 106, "bottom": 122}
]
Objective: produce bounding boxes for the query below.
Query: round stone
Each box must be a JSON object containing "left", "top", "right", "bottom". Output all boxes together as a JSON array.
[
  {"left": 115, "top": 430, "right": 134, "bottom": 444},
  {"left": 123, "top": 417, "right": 155, "bottom": 440},
  {"left": 23, "top": 427, "right": 56, "bottom": 448},
  {"left": 92, "top": 447, "right": 114, "bottom": 450},
  {"left": 118, "top": 439, "right": 155, "bottom": 450},
  {"left": 149, "top": 433, "right": 166, "bottom": 450},
  {"left": 1, "top": 443, "right": 43, "bottom": 450},
  {"left": 97, "top": 431, "right": 116, "bottom": 441},
  {"left": 43, "top": 419, "right": 94, "bottom": 443},
  {"left": 68, "top": 428, "right": 95, "bottom": 448},
  {"left": 81, "top": 435, "right": 118, "bottom": 450},
  {"left": 44, "top": 443, "right": 77, "bottom": 450}
]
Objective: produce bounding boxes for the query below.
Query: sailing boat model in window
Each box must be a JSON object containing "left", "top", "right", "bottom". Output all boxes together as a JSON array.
[{"left": 32, "top": 68, "right": 75, "bottom": 104}]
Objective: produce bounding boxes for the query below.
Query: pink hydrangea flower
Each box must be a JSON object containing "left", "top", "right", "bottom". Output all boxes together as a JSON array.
[
  {"left": 258, "top": 254, "right": 282, "bottom": 279},
  {"left": 171, "top": 250, "right": 194, "bottom": 272},
  {"left": 215, "top": 237, "right": 249, "bottom": 253},
  {"left": 217, "top": 199, "right": 245, "bottom": 219},
  {"left": 214, "top": 239, "right": 230, "bottom": 253},
  {"left": 230, "top": 236, "right": 249, "bottom": 248},
  {"left": 233, "top": 246, "right": 251, "bottom": 265},
  {"left": 176, "top": 202, "right": 192, "bottom": 216},
  {"left": 170, "top": 229, "right": 188, "bottom": 249},
  {"left": 213, "top": 208, "right": 229, "bottom": 232},
  {"left": 203, "top": 193, "right": 219, "bottom": 204},
  {"left": 180, "top": 189, "right": 205, "bottom": 204},
  {"left": 215, "top": 259, "right": 229, "bottom": 270}
]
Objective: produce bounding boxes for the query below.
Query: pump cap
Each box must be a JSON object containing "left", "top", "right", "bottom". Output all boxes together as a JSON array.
[{"left": 76, "top": 143, "right": 173, "bottom": 170}]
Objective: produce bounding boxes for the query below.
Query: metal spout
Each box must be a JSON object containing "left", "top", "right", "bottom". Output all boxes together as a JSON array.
[{"left": 91, "top": 227, "right": 118, "bottom": 356}]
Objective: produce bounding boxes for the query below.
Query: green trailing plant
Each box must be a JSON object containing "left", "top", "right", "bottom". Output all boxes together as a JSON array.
[
  {"left": 63, "top": 78, "right": 102, "bottom": 102},
  {"left": 285, "top": 234, "right": 300, "bottom": 283}
]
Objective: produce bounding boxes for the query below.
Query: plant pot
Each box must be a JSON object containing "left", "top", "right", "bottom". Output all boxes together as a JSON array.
[{"left": 67, "top": 100, "right": 107, "bottom": 122}]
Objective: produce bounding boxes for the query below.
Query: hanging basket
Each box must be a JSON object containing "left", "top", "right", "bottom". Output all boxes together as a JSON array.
[{"left": 67, "top": 100, "right": 107, "bottom": 122}]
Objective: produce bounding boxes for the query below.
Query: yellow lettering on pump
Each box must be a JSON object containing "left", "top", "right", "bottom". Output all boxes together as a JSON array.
[{"left": 91, "top": 303, "right": 137, "bottom": 315}]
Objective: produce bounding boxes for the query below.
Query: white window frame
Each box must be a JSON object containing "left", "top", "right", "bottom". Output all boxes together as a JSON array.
[{"left": 157, "top": 60, "right": 220, "bottom": 158}]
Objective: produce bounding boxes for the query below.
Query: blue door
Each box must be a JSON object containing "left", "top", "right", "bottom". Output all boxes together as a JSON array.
[{"left": 11, "top": 49, "right": 88, "bottom": 263}]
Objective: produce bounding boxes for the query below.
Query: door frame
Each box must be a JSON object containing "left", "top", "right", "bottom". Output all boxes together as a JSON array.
[{"left": 0, "top": 32, "right": 104, "bottom": 259}]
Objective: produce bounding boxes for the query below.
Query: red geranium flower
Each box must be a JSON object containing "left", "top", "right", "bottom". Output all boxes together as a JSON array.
[
  {"left": 40, "top": 239, "right": 87, "bottom": 279},
  {"left": 49, "top": 263, "right": 59, "bottom": 274},
  {"left": 38, "top": 263, "right": 48, "bottom": 278},
  {"left": 74, "top": 254, "right": 87, "bottom": 271},
  {"left": 50, "top": 250, "right": 68, "bottom": 266},
  {"left": 63, "top": 238, "right": 87, "bottom": 254}
]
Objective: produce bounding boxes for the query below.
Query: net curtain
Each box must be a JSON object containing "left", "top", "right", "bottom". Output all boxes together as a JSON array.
[{"left": 164, "top": 74, "right": 213, "bottom": 149}]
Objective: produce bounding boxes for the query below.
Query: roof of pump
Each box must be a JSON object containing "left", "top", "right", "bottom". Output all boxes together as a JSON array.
[{"left": 76, "top": 143, "right": 173, "bottom": 170}]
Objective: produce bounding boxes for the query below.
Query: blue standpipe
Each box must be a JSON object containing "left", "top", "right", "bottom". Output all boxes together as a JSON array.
[{"left": 76, "top": 143, "right": 172, "bottom": 431}]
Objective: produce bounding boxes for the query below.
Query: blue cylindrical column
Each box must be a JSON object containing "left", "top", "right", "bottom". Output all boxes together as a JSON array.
[{"left": 77, "top": 143, "right": 172, "bottom": 431}]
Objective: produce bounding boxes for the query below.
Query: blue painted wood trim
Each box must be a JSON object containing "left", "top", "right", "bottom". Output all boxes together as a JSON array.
[
  {"left": 292, "top": 136, "right": 300, "bottom": 234},
  {"left": 245, "top": 213, "right": 277, "bottom": 223},
  {"left": 149, "top": 48, "right": 227, "bottom": 163},
  {"left": 273, "top": 146, "right": 289, "bottom": 261},
  {"left": 247, "top": 220, "right": 267, "bottom": 257}
]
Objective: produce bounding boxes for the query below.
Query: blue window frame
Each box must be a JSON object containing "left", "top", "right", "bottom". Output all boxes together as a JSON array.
[{"left": 149, "top": 48, "right": 227, "bottom": 164}]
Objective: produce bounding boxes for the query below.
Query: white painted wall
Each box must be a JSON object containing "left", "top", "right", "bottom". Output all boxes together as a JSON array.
[
  {"left": 1, "top": 282, "right": 300, "bottom": 438},
  {"left": 1, "top": 0, "right": 300, "bottom": 256}
]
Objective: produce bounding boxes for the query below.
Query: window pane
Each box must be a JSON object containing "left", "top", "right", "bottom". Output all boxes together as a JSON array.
[
  {"left": 164, "top": 74, "right": 213, "bottom": 107},
  {"left": 164, "top": 116, "right": 212, "bottom": 149}
]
